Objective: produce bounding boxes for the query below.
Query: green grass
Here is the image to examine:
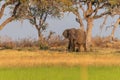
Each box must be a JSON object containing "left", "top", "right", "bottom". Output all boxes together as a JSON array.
[
  {"left": 88, "top": 66, "right": 120, "bottom": 80},
  {"left": 0, "top": 66, "right": 120, "bottom": 80},
  {"left": 0, "top": 66, "right": 80, "bottom": 80}
]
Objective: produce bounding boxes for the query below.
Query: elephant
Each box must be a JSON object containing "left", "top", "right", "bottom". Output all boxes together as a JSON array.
[
  {"left": 62, "top": 28, "right": 86, "bottom": 52},
  {"left": 62, "top": 28, "right": 76, "bottom": 51}
]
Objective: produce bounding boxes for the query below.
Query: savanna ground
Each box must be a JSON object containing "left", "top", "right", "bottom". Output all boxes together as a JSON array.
[{"left": 1, "top": 48, "right": 120, "bottom": 80}]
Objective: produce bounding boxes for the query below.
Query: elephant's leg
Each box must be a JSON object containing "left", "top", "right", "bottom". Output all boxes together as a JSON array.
[
  {"left": 72, "top": 41, "right": 75, "bottom": 52},
  {"left": 70, "top": 39, "right": 76, "bottom": 52},
  {"left": 68, "top": 40, "right": 71, "bottom": 51},
  {"left": 77, "top": 44, "right": 81, "bottom": 52},
  {"left": 83, "top": 43, "right": 87, "bottom": 51},
  {"left": 68, "top": 39, "right": 73, "bottom": 52}
]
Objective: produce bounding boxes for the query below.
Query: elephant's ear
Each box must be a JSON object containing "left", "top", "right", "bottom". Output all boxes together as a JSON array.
[
  {"left": 63, "top": 29, "right": 69, "bottom": 38},
  {"left": 69, "top": 29, "right": 76, "bottom": 39}
]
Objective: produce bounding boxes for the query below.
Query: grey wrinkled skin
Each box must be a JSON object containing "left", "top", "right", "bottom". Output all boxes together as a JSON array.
[{"left": 63, "top": 28, "right": 86, "bottom": 52}]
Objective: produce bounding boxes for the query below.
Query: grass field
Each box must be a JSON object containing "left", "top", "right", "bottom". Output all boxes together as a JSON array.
[
  {"left": 0, "top": 66, "right": 120, "bottom": 80},
  {"left": 0, "top": 66, "right": 80, "bottom": 80},
  {"left": 1, "top": 48, "right": 120, "bottom": 80},
  {"left": 1, "top": 48, "right": 120, "bottom": 66}
]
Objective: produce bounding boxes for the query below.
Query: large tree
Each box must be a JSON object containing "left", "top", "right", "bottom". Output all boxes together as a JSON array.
[
  {"left": 63, "top": 0, "right": 120, "bottom": 50},
  {"left": 0, "top": 0, "right": 67, "bottom": 47},
  {"left": 16, "top": 0, "right": 64, "bottom": 46},
  {"left": 109, "top": 3, "right": 120, "bottom": 41}
]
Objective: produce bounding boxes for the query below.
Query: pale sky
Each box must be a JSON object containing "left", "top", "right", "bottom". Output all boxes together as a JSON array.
[{"left": 0, "top": 2, "right": 120, "bottom": 41}]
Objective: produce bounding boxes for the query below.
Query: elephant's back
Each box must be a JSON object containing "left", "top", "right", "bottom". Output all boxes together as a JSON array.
[{"left": 75, "top": 29, "right": 86, "bottom": 43}]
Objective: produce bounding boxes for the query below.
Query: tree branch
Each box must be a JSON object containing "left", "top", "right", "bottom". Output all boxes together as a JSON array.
[
  {"left": 72, "top": 11, "right": 85, "bottom": 30},
  {"left": 111, "top": 18, "right": 120, "bottom": 40},
  {"left": 0, "top": 17, "right": 14, "bottom": 30},
  {"left": 100, "top": 15, "right": 108, "bottom": 30},
  {"left": 99, "top": 15, "right": 108, "bottom": 36},
  {"left": 0, "top": 1, "right": 13, "bottom": 19},
  {"left": 39, "top": 11, "right": 44, "bottom": 26},
  {"left": 93, "top": 11, "right": 111, "bottom": 19},
  {"left": 43, "top": 12, "right": 48, "bottom": 24},
  {"left": 85, "top": 2, "right": 110, "bottom": 18},
  {"left": 33, "top": 16, "right": 39, "bottom": 30},
  {"left": 0, "top": 1, "right": 21, "bottom": 29},
  {"left": 12, "top": 1, "right": 21, "bottom": 16}
]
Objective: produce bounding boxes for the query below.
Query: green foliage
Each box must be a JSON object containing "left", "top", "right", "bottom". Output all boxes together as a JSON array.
[
  {"left": 38, "top": 40, "right": 49, "bottom": 50},
  {"left": 39, "top": 44, "right": 49, "bottom": 50}
]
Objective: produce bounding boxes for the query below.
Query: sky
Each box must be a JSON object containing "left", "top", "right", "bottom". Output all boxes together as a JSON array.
[{"left": 0, "top": 2, "right": 120, "bottom": 41}]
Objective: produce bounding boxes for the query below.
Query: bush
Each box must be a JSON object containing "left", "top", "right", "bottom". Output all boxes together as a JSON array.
[
  {"left": 47, "top": 34, "right": 68, "bottom": 47},
  {"left": 92, "top": 36, "right": 120, "bottom": 49}
]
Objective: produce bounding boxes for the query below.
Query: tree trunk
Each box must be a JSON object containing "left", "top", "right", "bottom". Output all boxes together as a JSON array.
[
  {"left": 37, "top": 29, "right": 42, "bottom": 43},
  {"left": 111, "top": 18, "right": 120, "bottom": 41},
  {"left": 34, "top": 24, "right": 42, "bottom": 43},
  {"left": 37, "top": 28, "right": 46, "bottom": 48},
  {"left": 86, "top": 18, "right": 93, "bottom": 51}
]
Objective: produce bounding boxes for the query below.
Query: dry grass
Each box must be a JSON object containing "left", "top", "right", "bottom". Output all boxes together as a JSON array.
[
  {"left": 0, "top": 35, "right": 67, "bottom": 50},
  {"left": 92, "top": 36, "right": 120, "bottom": 48},
  {"left": 0, "top": 48, "right": 120, "bottom": 67}
]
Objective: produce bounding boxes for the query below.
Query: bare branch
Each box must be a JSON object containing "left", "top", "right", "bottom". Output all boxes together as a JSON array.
[
  {"left": 111, "top": 18, "right": 120, "bottom": 40},
  {"left": 0, "top": 1, "right": 21, "bottom": 29},
  {"left": 100, "top": 15, "right": 108, "bottom": 30},
  {"left": 99, "top": 15, "right": 108, "bottom": 36},
  {"left": 0, "top": 1, "right": 13, "bottom": 19},
  {"left": 87, "top": 3, "right": 108, "bottom": 17},
  {"left": 93, "top": 11, "right": 110, "bottom": 19},
  {"left": 39, "top": 12, "right": 44, "bottom": 26},
  {"left": 43, "top": 12, "right": 48, "bottom": 24},
  {"left": 79, "top": 3, "right": 85, "bottom": 13},
  {"left": 33, "top": 17, "right": 39, "bottom": 30},
  {"left": 12, "top": 1, "right": 21, "bottom": 16},
  {"left": 73, "top": 11, "right": 85, "bottom": 30},
  {"left": 0, "top": 17, "right": 14, "bottom": 30}
]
